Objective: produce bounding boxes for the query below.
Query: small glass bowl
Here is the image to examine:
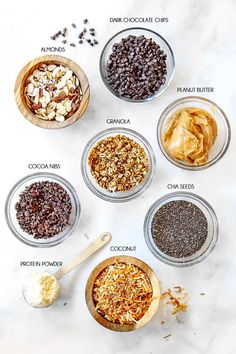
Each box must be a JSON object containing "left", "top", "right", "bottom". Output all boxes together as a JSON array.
[
  {"left": 81, "top": 128, "right": 156, "bottom": 202},
  {"left": 144, "top": 192, "right": 218, "bottom": 267},
  {"left": 5, "top": 173, "right": 80, "bottom": 248},
  {"left": 157, "top": 96, "right": 231, "bottom": 170},
  {"left": 100, "top": 27, "right": 175, "bottom": 103}
]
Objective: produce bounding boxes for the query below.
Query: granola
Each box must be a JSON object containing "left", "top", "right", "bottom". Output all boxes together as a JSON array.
[{"left": 88, "top": 135, "right": 149, "bottom": 192}]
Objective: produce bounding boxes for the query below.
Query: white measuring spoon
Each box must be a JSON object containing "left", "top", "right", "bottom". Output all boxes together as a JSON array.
[{"left": 23, "top": 232, "right": 112, "bottom": 308}]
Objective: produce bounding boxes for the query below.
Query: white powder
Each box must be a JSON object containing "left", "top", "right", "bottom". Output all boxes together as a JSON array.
[{"left": 23, "top": 272, "right": 60, "bottom": 308}]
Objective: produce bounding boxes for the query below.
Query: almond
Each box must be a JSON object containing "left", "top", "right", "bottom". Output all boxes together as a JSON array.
[{"left": 24, "top": 63, "right": 82, "bottom": 122}]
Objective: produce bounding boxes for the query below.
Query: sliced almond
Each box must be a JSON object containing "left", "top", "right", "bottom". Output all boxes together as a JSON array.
[
  {"left": 52, "top": 66, "right": 61, "bottom": 78},
  {"left": 55, "top": 115, "right": 65, "bottom": 122},
  {"left": 64, "top": 100, "right": 72, "bottom": 112},
  {"left": 32, "top": 87, "right": 39, "bottom": 97},
  {"left": 24, "top": 63, "right": 82, "bottom": 122},
  {"left": 47, "top": 64, "right": 57, "bottom": 72},
  {"left": 31, "top": 102, "right": 42, "bottom": 110},
  {"left": 47, "top": 111, "right": 56, "bottom": 120},
  {"left": 56, "top": 102, "right": 67, "bottom": 115}
]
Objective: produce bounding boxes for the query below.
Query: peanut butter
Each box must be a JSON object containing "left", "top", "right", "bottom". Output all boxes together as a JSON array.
[{"left": 163, "top": 108, "right": 217, "bottom": 165}]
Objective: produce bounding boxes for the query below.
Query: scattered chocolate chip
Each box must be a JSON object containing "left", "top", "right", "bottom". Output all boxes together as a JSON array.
[
  {"left": 50, "top": 20, "right": 98, "bottom": 48},
  {"left": 62, "top": 28, "right": 67, "bottom": 37},
  {"left": 62, "top": 40, "right": 67, "bottom": 44}
]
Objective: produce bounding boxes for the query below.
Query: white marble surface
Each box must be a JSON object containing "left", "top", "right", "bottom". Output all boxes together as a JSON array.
[{"left": 0, "top": 0, "right": 236, "bottom": 353}]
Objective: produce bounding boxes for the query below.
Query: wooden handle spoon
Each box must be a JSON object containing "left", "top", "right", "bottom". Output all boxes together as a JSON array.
[
  {"left": 54, "top": 232, "right": 112, "bottom": 280},
  {"left": 23, "top": 232, "right": 112, "bottom": 308}
]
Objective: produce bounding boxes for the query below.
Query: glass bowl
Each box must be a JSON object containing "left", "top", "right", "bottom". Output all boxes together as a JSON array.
[
  {"left": 144, "top": 192, "right": 218, "bottom": 267},
  {"left": 100, "top": 27, "right": 175, "bottom": 103},
  {"left": 5, "top": 172, "right": 80, "bottom": 248},
  {"left": 157, "top": 96, "right": 231, "bottom": 170},
  {"left": 81, "top": 128, "right": 156, "bottom": 202}
]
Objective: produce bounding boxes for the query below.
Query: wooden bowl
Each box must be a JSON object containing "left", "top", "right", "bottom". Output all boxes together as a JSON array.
[
  {"left": 85, "top": 256, "right": 160, "bottom": 332},
  {"left": 14, "top": 55, "right": 90, "bottom": 129}
]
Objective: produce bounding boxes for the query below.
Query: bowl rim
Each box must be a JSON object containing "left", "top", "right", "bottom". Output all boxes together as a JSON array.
[
  {"left": 81, "top": 127, "right": 156, "bottom": 203},
  {"left": 99, "top": 26, "right": 175, "bottom": 103},
  {"left": 85, "top": 255, "right": 160, "bottom": 332},
  {"left": 5, "top": 172, "right": 81, "bottom": 248},
  {"left": 157, "top": 95, "right": 231, "bottom": 170},
  {"left": 14, "top": 54, "right": 90, "bottom": 130},
  {"left": 144, "top": 191, "right": 219, "bottom": 267}
]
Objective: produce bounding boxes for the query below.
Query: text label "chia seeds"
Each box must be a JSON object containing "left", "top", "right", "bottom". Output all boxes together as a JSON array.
[{"left": 167, "top": 184, "right": 195, "bottom": 190}]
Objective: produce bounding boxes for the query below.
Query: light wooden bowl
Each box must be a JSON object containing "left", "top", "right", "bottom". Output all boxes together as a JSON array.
[
  {"left": 14, "top": 55, "right": 90, "bottom": 129},
  {"left": 85, "top": 256, "right": 160, "bottom": 332}
]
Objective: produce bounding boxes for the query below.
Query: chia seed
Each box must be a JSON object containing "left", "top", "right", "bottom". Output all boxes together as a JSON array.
[{"left": 151, "top": 200, "right": 208, "bottom": 258}]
